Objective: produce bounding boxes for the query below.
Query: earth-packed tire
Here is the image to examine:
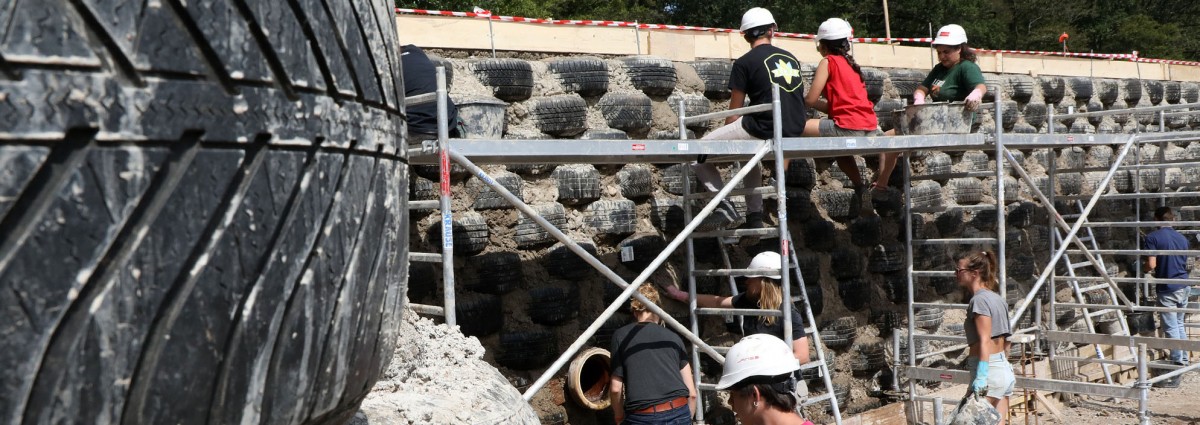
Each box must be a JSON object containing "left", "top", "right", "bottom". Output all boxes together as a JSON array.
[
  {"left": 1096, "top": 79, "right": 1119, "bottom": 105},
  {"left": 621, "top": 56, "right": 678, "bottom": 96},
  {"left": 1040, "top": 76, "right": 1065, "bottom": 104},
  {"left": 553, "top": 164, "right": 601, "bottom": 205},
  {"left": 898, "top": 334, "right": 931, "bottom": 362},
  {"left": 407, "top": 262, "right": 439, "bottom": 304},
  {"left": 411, "top": 176, "right": 438, "bottom": 202},
  {"left": 871, "top": 310, "right": 905, "bottom": 336},
  {"left": 669, "top": 93, "right": 713, "bottom": 129},
  {"left": 1165, "top": 80, "right": 1183, "bottom": 104},
  {"left": 457, "top": 293, "right": 504, "bottom": 337},
  {"left": 1069, "top": 77, "right": 1093, "bottom": 101},
  {"left": 787, "top": 188, "right": 818, "bottom": 222},
  {"left": 1123, "top": 78, "right": 1144, "bottom": 104},
  {"left": 617, "top": 164, "right": 654, "bottom": 199},
  {"left": 470, "top": 170, "right": 524, "bottom": 210},
  {"left": 543, "top": 240, "right": 600, "bottom": 280},
  {"left": 547, "top": 57, "right": 609, "bottom": 97},
  {"left": 875, "top": 98, "right": 905, "bottom": 132},
  {"left": 911, "top": 181, "right": 943, "bottom": 208},
  {"left": 983, "top": 73, "right": 1007, "bottom": 102},
  {"left": 820, "top": 317, "right": 858, "bottom": 350},
  {"left": 796, "top": 252, "right": 822, "bottom": 286},
  {"left": 817, "top": 188, "right": 856, "bottom": 219},
  {"left": 0, "top": 0, "right": 410, "bottom": 424},
  {"left": 515, "top": 203, "right": 569, "bottom": 249},
  {"left": 584, "top": 200, "right": 637, "bottom": 235},
  {"left": 913, "top": 308, "right": 944, "bottom": 331},
  {"left": 650, "top": 198, "right": 686, "bottom": 234},
  {"left": 659, "top": 164, "right": 697, "bottom": 196},
  {"left": 887, "top": 69, "right": 924, "bottom": 97},
  {"left": 804, "top": 220, "right": 837, "bottom": 252},
  {"left": 831, "top": 247, "right": 864, "bottom": 280},
  {"left": 496, "top": 331, "right": 558, "bottom": 370},
  {"left": 971, "top": 209, "right": 998, "bottom": 231},
  {"left": 1058, "top": 172, "right": 1084, "bottom": 195},
  {"left": 838, "top": 277, "right": 869, "bottom": 311},
  {"left": 868, "top": 242, "right": 906, "bottom": 273},
  {"left": 1008, "top": 75, "right": 1035, "bottom": 103},
  {"left": 786, "top": 158, "right": 818, "bottom": 190},
  {"left": 1007, "top": 202, "right": 1036, "bottom": 229},
  {"left": 473, "top": 58, "right": 534, "bottom": 102},
  {"left": 1069, "top": 119, "right": 1095, "bottom": 134},
  {"left": 1012, "top": 121, "right": 1038, "bottom": 134},
  {"left": 950, "top": 178, "right": 983, "bottom": 204},
  {"left": 1023, "top": 103, "right": 1048, "bottom": 128},
  {"left": 1184, "top": 82, "right": 1200, "bottom": 103},
  {"left": 960, "top": 151, "right": 990, "bottom": 173},
  {"left": 529, "top": 95, "right": 589, "bottom": 137},
  {"left": 690, "top": 60, "right": 734, "bottom": 100},
  {"left": 884, "top": 272, "right": 908, "bottom": 304},
  {"left": 618, "top": 234, "right": 667, "bottom": 271},
  {"left": 849, "top": 343, "right": 888, "bottom": 375},
  {"left": 468, "top": 252, "right": 523, "bottom": 295},
  {"left": 528, "top": 286, "right": 581, "bottom": 325},
  {"left": 597, "top": 92, "right": 654, "bottom": 133},
  {"left": 862, "top": 67, "right": 887, "bottom": 102},
  {"left": 827, "top": 156, "right": 868, "bottom": 188},
  {"left": 1145, "top": 80, "right": 1164, "bottom": 105},
  {"left": 850, "top": 216, "right": 884, "bottom": 247},
  {"left": 923, "top": 152, "right": 953, "bottom": 177},
  {"left": 428, "top": 212, "right": 490, "bottom": 257},
  {"left": 804, "top": 284, "right": 825, "bottom": 317},
  {"left": 934, "top": 210, "right": 966, "bottom": 237}
]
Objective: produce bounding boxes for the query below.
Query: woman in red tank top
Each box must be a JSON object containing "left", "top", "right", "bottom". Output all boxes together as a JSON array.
[{"left": 802, "top": 18, "right": 880, "bottom": 216}]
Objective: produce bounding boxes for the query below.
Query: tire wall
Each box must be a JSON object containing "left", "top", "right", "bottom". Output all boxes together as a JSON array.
[
  {"left": 0, "top": 1, "right": 407, "bottom": 425},
  {"left": 416, "top": 52, "right": 1200, "bottom": 423}
]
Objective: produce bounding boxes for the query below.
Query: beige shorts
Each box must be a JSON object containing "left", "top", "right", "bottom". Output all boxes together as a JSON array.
[{"left": 818, "top": 119, "right": 882, "bottom": 137}]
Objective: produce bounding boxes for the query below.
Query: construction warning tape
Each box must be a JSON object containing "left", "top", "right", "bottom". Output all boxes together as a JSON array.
[{"left": 395, "top": 8, "right": 1196, "bottom": 65}]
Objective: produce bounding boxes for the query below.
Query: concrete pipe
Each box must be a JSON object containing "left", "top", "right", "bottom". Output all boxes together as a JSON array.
[{"left": 567, "top": 347, "right": 613, "bottom": 410}]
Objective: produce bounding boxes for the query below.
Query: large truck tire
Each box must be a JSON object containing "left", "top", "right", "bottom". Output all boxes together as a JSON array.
[{"left": 0, "top": 1, "right": 408, "bottom": 424}]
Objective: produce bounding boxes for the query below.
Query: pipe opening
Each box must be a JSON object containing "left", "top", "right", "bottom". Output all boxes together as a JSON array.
[{"left": 567, "top": 347, "right": 612, "bottom": 410}]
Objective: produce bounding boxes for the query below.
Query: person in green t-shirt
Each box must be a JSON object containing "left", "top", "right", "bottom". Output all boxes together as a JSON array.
[
  {"left": 872, "top": 24, "right": 988, "bottom": 204},
  {"left": 913, "top": 24, "right": 987, "bottom": 108}
]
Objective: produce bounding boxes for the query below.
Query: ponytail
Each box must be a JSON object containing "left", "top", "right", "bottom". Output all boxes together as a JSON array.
[
  {"left": 759, "top": 278, "right": 783, "bottom": 326},
  {"left": 956, "top": 250, "right": 998, "bottom": 292},
  {"left": 819, "top": 38, "right": 862, "bottom": 76},
  {"left": 959, "top": 43, "right": 978, "bottom": 62}
]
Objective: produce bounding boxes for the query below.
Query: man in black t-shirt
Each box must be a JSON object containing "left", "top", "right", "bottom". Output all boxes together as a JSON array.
[
  {"left": 401, "top": 45, "right": 458, "bottom": 143},
  {"left": 609, "top": 285, "right": 696, "bottom": 425},
  {"left": 692, "top": 7, "right": 808, "bottom": 230}
]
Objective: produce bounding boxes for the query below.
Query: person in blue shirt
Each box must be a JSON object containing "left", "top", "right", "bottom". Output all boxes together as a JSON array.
[{"left": 1143, "top": 206, "right": 1192, "bottom": 388}]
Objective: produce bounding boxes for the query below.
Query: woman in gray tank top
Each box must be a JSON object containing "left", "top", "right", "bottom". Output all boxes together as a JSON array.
[{"left": 956, "top": 251, "right": 1015, "bottom": 423}]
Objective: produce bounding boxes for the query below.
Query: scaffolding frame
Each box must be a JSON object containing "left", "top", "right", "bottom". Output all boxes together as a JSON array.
[{"left": 407, "top": 70, "right": 1200, "bottom": 423}]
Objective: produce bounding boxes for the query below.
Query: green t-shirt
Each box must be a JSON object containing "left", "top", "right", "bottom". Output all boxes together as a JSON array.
[{"left": 921, "top": 60, "right": 986, "bottom": 102}]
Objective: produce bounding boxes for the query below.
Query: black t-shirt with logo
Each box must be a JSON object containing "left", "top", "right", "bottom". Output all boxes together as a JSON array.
[
  {"left": 731, "top": 293, "right": 807, "bottom": 341},
  {"left": 730, "top": 44, "right": 809, "bottom": 139},
  {"left": 610, "top": 322, "right": 690, "bottom": 411}
]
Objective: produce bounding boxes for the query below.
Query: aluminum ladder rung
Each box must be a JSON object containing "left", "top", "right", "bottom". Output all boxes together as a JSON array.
[
  {"left": 800, "top": 392, "right": 835, "bottom": 407},
  {"left": 692, "top": 227, "right": 780, "bottom": 238},
  {"left": 685, "top": 186, "right": 779, "bottom": 200},
  {"left": 409, "top": 252, "right": 443, "bottom": 263},
  {"left": 1078, "top": 284, "right": 1112, "bottom": 293},
  {"left": 911, "top": 238, "right": 998, "bottom": 245},
  {"left": 692, "top": 267, "right": 791, "bottom": 277},
  {"left": 409, "top": 200, "right": 440, "bottom": 210},
  {"left": 409, "top": 303, "right": 445, "bottom": 315},
  {"left": 909, "top": 171, "right": 997, "bottom": 180},
  {"left": 1068, "top": 261, "right": 1092, "bottom": 269},
  {"left": 712, "top": 343, "right": 820, "bottom": 355},
  {"left": 798, "top": 359, "right": 825, "bottom": 370},
  {"left": 910, "top": 204, "right": 997, "bottom": 213},
  {"left": 696, "top": 307, "right": 783, "bottom": 317},
  {"left": 911, "top": 270, "right": 955, "bottom": 277}
]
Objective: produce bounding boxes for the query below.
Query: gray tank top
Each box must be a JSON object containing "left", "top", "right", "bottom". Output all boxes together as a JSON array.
[{"left": 964, "top": 289, "right": 1011, "bottom": 345}]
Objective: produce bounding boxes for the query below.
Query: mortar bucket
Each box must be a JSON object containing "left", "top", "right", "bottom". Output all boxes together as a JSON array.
[
  {"left": 893, "top": 102, "right": 974, "bottom": 135},
  {"left": 455, "top": 95, "right": 508, "bottom": 139}
]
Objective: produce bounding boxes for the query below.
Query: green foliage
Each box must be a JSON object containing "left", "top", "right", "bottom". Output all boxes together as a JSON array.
[{"left": 396, "top": 0, "right": 1200, "bottom": 60}]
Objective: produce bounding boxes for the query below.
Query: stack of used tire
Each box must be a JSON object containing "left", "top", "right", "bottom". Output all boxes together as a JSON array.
[{"left": 0, "top": 1, "right": 408, "bottom": 424}]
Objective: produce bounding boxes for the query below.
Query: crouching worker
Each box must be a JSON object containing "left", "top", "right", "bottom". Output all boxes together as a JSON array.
[
  {"left": 717, "top": 334, "right": 815, "bottom": 425},
  {"left": 610, "top": 285, "right": 697, "bottom": 424}
]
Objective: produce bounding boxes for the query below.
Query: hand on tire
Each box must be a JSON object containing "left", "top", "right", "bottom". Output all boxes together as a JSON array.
[
  {"left": 912, "top": 91, "right": 926, "bottom": 105},
  {"left": 964, "top": 88, "right": 984, "bottom": 111}
]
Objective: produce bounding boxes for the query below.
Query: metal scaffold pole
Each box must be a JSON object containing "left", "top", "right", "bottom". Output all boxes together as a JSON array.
[{"left": 435, "top": 67, "right": 456, "bottom": 326}]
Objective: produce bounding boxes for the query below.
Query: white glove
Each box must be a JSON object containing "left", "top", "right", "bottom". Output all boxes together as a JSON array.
[
  {"left": 912, "top": 90, "right": 926, "bottom": 105},
  {"left": 964, "top": 87, "right": 985, "bottom": 111}
]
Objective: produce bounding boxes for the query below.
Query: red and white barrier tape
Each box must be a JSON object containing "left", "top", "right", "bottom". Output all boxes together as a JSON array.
[{"left": 397, "top": 8, "right": 1198, "bottom": 65}]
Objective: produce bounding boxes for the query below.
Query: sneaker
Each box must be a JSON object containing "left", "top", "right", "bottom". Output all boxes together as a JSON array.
[
  {"left": 851, "top": 185, "right": 867, "bottom": 217},
  {"left": 713, "top": 200, "right": 740, "bottom": 228},
  {"left": 1153, "top": 375, "right": 1181, "bottom": 388},
  {"left": 742, "top": 211, "right": 764, "bottom": 229}
]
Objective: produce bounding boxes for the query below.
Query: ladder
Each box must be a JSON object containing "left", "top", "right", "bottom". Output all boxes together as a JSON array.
[
  {"left": 404, "top": 67, "right": 456, "bottom": 325},
  {"left": 1052, "top": 200, "right": 1133, "bottom": 385},
  {"left": 680, "top": 169, "right": 843, "bottom": 424}
]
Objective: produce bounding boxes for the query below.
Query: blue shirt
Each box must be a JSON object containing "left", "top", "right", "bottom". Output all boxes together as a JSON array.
[{"left": 1144, "top": 227, "right": 1190, "bottom": 293}]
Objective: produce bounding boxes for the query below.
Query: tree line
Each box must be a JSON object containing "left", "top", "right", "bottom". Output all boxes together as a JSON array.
[{"left": 400, "top": 0, "right": 1200, "bottom": 60}]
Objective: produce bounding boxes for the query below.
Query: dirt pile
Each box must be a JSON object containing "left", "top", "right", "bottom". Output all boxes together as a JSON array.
[{"left": 352, "top": 310, "right": 539, "bottom": 425}]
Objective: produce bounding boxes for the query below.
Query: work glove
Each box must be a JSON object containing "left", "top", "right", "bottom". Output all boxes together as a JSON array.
[
  {"left": 664, "top": 285, "right": 689, "bottom": 302},
  {"left": 964, "top": 88, "right": 985, "bottom": 111},
  {"left": 970, "top": 357, "right": 989, "bottom": 395},
  {"left": 912, "top": 90, "right": 926, "bottom": 105}
]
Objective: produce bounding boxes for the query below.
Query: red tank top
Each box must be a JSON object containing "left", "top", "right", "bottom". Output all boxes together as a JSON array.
[{"left": 822, "top": 55, "right": 878, "bottom": 131}]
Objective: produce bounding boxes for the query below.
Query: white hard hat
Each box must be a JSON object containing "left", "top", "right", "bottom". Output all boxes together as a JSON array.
[
  {"left": 932, "top": 24, "right": 968, "bottom": 46},
  {"left": 715, "top": 334, "right": 801, "bottom": 390},
  {"left": 817, "top": 18, "right": 854, "bottom": 41},
  {"left": 745, "top": 251, "right": 782, "bottom": 280},
  {"left": 740, "top": 7, "right": 776, "bottom": 32}
]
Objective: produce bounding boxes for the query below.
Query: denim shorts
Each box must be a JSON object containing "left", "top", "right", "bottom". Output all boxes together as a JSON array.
[
  {"left": 969, "top": 353, "right": 1015, "bottom": 398},
  {"left": 621, "top": 405, "right": 690, "bottom": 425}
]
